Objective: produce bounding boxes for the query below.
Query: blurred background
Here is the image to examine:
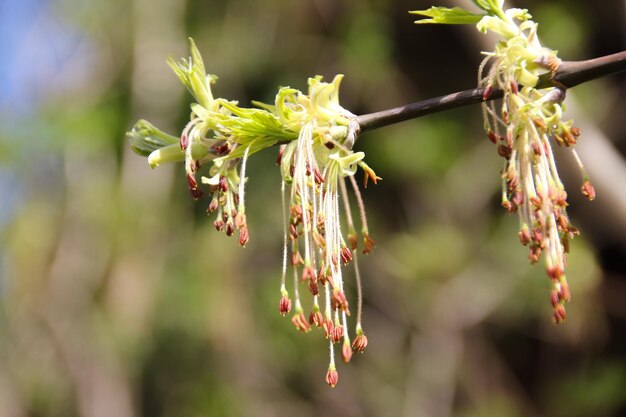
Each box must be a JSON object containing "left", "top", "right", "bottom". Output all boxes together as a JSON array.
[{"left": 1, "top": 0, "right": 625, "bottom": 416}]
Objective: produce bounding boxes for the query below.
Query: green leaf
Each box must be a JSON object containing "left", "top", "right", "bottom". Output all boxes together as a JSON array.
[
  {"left": 127, "top": 119, "right": 179, "bottom": 157},
  {"left": 410, "top": 7, "right": 485, "bottom": 25}
]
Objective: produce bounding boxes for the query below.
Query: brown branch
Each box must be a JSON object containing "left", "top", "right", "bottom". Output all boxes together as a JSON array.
[{"left": 356, "top": 51, "right": 626, "bottom": 132}]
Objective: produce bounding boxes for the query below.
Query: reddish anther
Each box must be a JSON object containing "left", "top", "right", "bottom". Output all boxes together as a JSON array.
[
  {"left": 352, "top": 334, "right": 368, "bottom": 352},
  {"left": 342, "top": 342, "right": 353, "bottom": 363},
  {"left": 325, "top": 368, "right": 339, "bottom": 388},
  {"left": 279, "top": 295, "right": 292, "bottom": 316}
]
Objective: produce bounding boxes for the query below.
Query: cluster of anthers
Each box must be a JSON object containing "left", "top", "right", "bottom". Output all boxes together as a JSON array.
[
  {"left": 273, "top": 76, "right": 379, "bottom": 388},
  {"left": 476, "top": 6, "right": 595, "bottom": 323},
  {"left": 127, "top": 39, "right": 379, "bottom": 386},
  {"left": 413, "top": 0, "right": 596, "bottom": 323}
]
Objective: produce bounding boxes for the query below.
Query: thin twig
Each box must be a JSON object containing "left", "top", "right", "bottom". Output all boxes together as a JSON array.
[{"left": 356, "top": 50, "right": 626, "bottom": 132}]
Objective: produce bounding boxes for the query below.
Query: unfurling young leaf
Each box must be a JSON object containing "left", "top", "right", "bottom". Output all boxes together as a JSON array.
[{"left": 409, "top": 7, "right": 484, "bottom": 25}]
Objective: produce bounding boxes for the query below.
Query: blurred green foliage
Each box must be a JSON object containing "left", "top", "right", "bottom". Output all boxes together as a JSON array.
[{"left": 1, "top": 1, "right": 625, "bottom": 417}]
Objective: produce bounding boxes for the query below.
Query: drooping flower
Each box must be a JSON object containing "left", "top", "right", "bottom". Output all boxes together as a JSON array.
[
  {"left": 273, "top": 75, "right": 375, "bottom": 386},
  {"left": 127, "top": 39, "right": 375, "bottom": 386},
  {"left": 412, "top": 1, "right": 595, "bottom": 323}
]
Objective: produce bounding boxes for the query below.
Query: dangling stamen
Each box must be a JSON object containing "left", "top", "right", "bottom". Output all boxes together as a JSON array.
[
  {"left": 349, "top": 175, "right": 375, "bottom": 253},
  {"left": 237, "top": 145, "right": 251, "bottom": 212},
  {"left": 280, "top": 180, "right": 288, "bottom": 288},
  {"left": 326, "top": 342, "right": 338, "bottom": 387},
  {"left": 341, "top": 311, "right": 352, "bottom": 363},
  {"left": 278, "top": 179, "right": 293, "bottom": 315}
]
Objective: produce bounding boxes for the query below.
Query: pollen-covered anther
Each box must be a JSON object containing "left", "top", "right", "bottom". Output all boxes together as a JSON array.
[
  {"left": 312, "top": 231, "right": 326, "bottom": 249},
  {"left": 531, "top": 141, "right": 543, "bottom": 156},
  {"left": 308, "top": 278, "right": 319, "bottom": 296},
  {"left": 325, "top": 366, "right": 339, "bottom": 388},
  {"left": 555, "top": 189, "right": 568, "bottom": 207},
  {"left": 331, "top": 289, "right": 350, "bottom": 315},
  {"left": 211, "top": 142, "right": 230, "bottom": 156},
  {"left": 291, "top": 311, "right": 311, "bottom": 333},
  {"left": 530, "top": 195, "right": 543, "bottom": 210},
  {"left": 179, "top": 133, "right": 189, "bottom": 150},
  {"left": 497, "top": 144, "right": 512, "bottom": 159},
  {"left": 510, "top": 80, "right": 519, "bottom": 94},
  {"left": 276, "top": 144, "right": 286, "bottom": 166},
  {"left": 487, "top": 130, "right": 498, "bottom": 144},
  {"left": 352, "top": 333, "right": 368, "bottom": 352},
  {"left": 289, "top": 223, "right": 298, "bottom": 240},
  {"left": 533, "top": 117, "right": 546, "bottom": 130},
  {"left": 559, "top": 280, "right": 571, "bottom": 302},
  {"left": 342, "top": 340, "right": 353, "bottom": 363},
  {"left": 302, "top": 265, "right": 316, "bottom": 282},
  {"left": 331, "top": 324, "right": 344, "bottom": 343},
  {"left": 347, "top": 233, "right": 358, "bottom": 251},
  {"left": 482, "top": 85, "right": 493, "bottom": 101},
  {"left": 362, "top": 233, "right": 375, "bottom": 254},
  {"left": 581, "top": 181, "right": 596, "bottom": 201},
  {"left": 235, "top": 212, "right": 247, "bottom": 229},
  {"left": 309, "top": 309, "right": 323, "bottom": 327},
  {"left": 189, "top": 187, "right": 203, "bottom": 199},
  {"left": 318, "top": 268, "right": 334, "bottom": 287},
  {"left": 552, "top": 303, "right": 567, "bottom": 324},
  {"left": 218, "top": 175, "right": 228, "bottom": 192},
  {"left": 238, "top": 225, "right": 249, "bottom": 247},
  {"left": 313, "top": 167, "right": 325, "bottom": 184},
  {"left": 518, "top": 224, "right": 531, "bottom": 246},
  {"left": 186, "top": 173, "right": 203, "bottom": 199},
  {"left": 528, "top": 245, "right": 542, "bottom": 264},
  {"left": 279, "top": 295, "right": 292, "bottom": 316},
  {"left": 323, "top": 317, "right": 334, "bottom": 338},
  {"left": 361, "top": 164, "right": 381, "bottom": 188},
  {"left": 340, "top": 246, "right": 353, "bottom": 264},
  {"left": 550, "top": 290, "right": 560, "bottom": 308},
  {"left": 546, "top": 265, "right": 564, "bottom": 281},
  {"left": 501, "top": 199, "right": 516, "bottom": 213},
  {"left": 554, "top": 133, "right": 565, "bottom": 147},
  {"left": 207, "top": 198, "right": 219, "bottom": 213},
  {"left": 557, "top": 213, "right": 569, "bottom": 231},
  {"left": 563, "top": 129, "right": 578, "bottom": 146},
  {"left": 291, "top": 251, "right": 304, "bottom": 266},
  {"left": 213, "top": 219, "right": 225, "bottom": 231},
  {"left": 511, "top": 190, "right": 524, "bottom": 206},
  {"left": 506, "top": 174, "right": 519, "bottom": 191}
]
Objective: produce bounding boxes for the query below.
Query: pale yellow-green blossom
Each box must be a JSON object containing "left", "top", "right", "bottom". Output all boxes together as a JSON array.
[
  {"left": 412, "top": 1, "right": 595, "bottom": 323},
  {"left": 127, "top": 38, "right": 377, "bottom": 387}
]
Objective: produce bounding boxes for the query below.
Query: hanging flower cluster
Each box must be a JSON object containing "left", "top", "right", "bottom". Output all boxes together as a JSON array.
[
  {"left": 273, "top": 75, "right": 379, "bottom": 386},
  {"left": 412, "top": 0, "right": 595, "bottom": 323},
  {"left": 127, "top": 39, "right": 379, "bottom": 386}
]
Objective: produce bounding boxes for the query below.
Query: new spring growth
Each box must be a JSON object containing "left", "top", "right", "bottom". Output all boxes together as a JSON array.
[
  {"left": 127, "top": 38, "right": 378, "bottom": 386},
  {"left": 412, "top": 1, "right": 595, "bottom": 323}
]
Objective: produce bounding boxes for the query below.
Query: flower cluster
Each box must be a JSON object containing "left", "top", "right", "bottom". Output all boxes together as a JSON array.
[
  {"left": 412, "top": 1, "right": 595, "bottom": 322},
  {"left": 273, "top": 75, "right": 378, "bottom": 386},
  {"left": 127, "top": 39, "right": 378, "bottom": 386}
]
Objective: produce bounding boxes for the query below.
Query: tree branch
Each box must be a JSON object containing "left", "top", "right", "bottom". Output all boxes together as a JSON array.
[{"left": 356, "top": 50, "right": 626, "bottom": 132}]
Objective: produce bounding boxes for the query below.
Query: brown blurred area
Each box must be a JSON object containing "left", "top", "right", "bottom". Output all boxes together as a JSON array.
[{"left": 1, "top": 0, "right": 625, "bottom": 416}]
